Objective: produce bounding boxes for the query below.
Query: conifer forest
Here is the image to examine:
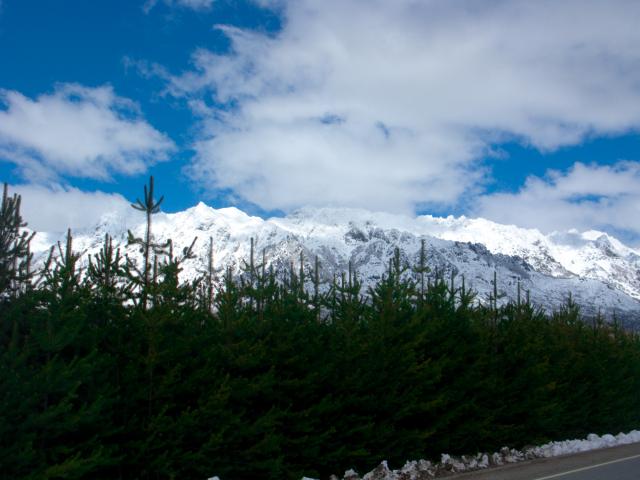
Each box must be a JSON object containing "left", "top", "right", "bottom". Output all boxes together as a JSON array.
[{"left": 2, "top": 180, "right": 640, "bottom": 480}]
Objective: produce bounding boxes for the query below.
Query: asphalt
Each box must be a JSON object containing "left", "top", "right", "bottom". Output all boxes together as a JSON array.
[{"left": 452, "top": 442, "right": 640, "bottom": 480}]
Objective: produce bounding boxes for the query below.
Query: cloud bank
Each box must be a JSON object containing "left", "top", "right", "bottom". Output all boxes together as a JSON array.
[
  {"left": 475, "top": 161, "right": 640, "bottom": 239},
  {"left": 0, "top": 84, "right": 174, "bottom": 181},
  {"left": 7, "top": 1, "right": 639, "bottom": 239},
  {"left": 143, "top": 0, "right": 215, "bottom": 13},
  {"left": 9, "top": 184, "right": 132, "bottom": 233},
  {"left": 166, "top": 0, "right": 640, "bottom": 216}
]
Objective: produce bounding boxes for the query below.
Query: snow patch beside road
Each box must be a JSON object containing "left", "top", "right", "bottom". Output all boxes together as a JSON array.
[
  {"left": 533, "top": 431, "right": 640, "bottom": 457},
  {"left": 330, "top": 430, "right": 640, "bottom": 479},
  {"left": 207, "top": 430, "right": 640, "bottom": 480}
]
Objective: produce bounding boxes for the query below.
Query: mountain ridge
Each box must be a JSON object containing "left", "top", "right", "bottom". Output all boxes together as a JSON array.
[{"left": 31, "top": 203, "right": 640, "bottom": 323}]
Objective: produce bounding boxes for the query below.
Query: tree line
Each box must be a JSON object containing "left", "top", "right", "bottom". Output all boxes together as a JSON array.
[{"left": 1, "top": 179, "right": 640, "bottom": 480}]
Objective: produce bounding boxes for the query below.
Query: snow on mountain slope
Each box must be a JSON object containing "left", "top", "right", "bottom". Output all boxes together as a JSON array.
[
  {"left": 31, "top": 203, "right": 640, "bottom": 323},
  {"left": 414, "top": 215, "right": 640, "bottom": 301}
]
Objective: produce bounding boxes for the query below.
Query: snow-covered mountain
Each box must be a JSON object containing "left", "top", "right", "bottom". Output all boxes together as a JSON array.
[{"left": 32, "top": 203, "right": 640, "bottom": 323}]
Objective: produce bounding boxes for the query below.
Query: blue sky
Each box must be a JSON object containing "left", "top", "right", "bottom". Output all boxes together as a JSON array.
[
  {"left": 0, "top": 0, "right": 280, "bottom": 212},
  {"left": 1, "top": 0, "right": 640, "bottom": 243}
]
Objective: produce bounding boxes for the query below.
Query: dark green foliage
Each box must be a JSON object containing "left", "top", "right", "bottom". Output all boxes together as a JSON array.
[
  {"left": 2, "top": 182, "right": 640, "bottom": 479},
  {"left": 0, "top": 230, "right": 119, "bottom": 479}
]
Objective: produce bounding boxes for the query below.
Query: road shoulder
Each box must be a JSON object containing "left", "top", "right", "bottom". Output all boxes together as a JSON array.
[{"left": 451, "top": 442, "right": 640, "bottom": 480}]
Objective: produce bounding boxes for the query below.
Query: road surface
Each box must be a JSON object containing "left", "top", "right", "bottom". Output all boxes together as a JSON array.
[{"left": 454, "top": 442, "right": 640, "bottom": 479}]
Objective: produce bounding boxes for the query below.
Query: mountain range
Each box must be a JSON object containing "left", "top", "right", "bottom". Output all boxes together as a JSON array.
[{"left": 31, "top": 203, "right": 640, "bottom": 324}]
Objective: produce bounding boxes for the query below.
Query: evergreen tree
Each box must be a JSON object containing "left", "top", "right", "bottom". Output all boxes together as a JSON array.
[
  {"left": 3, "top": 178, "right": 640, "bottom": 479},
  {"left": 0, "top": 228, "right": 119, "bottom": 479},
  {"left": 0, "top": 183, "right": 34, "bottom": 298},
  {"left": 127, "top": 176, "right": 169, "bottom": 310}
]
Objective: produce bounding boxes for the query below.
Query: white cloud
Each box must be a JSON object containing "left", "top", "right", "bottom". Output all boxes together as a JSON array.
[
  {"left": 191, "top": 116, "right": 486, "bottom": 213},
  {"left": 143, "top": 0, "right": 214, "bottom": 13},
  {"left": 0, "top": 84, "right": 175, "bottom": 181},
  {"left": 166, "top": 0, "right": 640, "bottom": 214},
  {"left": 8, "top": 184, "right": 133, "bottom": 233},
  {"left": 474, "top": 162, "right": 640, "bottom": 238},
  {"left": 176, "top": 0, "right": 214, "bottom": 9}
]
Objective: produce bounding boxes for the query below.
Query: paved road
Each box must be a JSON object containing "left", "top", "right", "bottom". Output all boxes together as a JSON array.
[
  {"left": 540, "top": 455, "right": 640, "bottom": 480},
  {"left": 454, "top": 442, "right": 640, "bottom": 479}
]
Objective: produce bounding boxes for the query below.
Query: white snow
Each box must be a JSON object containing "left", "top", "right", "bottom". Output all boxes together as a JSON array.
[
  {"left": 29, "top": 203, "right": 640, "bottom": 321},
  {"left": 532, "top": 431, "right": 640, "bottom": 458},
  {"left": 332, "top": 430, "right": 640, "bottom": 479},
  {"left": 283, "top": 429, "right": 640, "bottom": 480},
  {"left": 204, "top": 430, "right": 640, "bottom": 479}
]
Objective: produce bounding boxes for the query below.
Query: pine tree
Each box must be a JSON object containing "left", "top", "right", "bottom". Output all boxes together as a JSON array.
[
  {"left": 127, "top": 176, "right": 169, "bottom": 310},
  {"left": 197, "top": 236, "right": 218, "bottom": 312},
  {"left": 0, "top": 183, "right": 34, "bottom": 298},
  {"left": 86, "top": 233, "right": 127, "bottom": 305},
  {"left": 0, "top": 227, "right": 120, "bottom": 479},
  {"left": 413, "top": 238, "right": 430, "bottom": 304},
  {"left": 3, "top": 183, "right": 640, "bottom": 479}
]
